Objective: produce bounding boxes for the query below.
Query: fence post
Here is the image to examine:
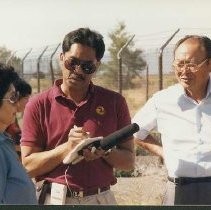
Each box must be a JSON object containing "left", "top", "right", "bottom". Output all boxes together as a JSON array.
[
  {"left": 117, "top": 35, "right": 135, "bottom": 95},
  {"left": 21, "top": 48, "right": 32, "bottom": 79},
  {"left": 50, "top": 43, "right": 61, "bottom": 85},
  {"left": 118, "top": 57, "right": 122, "bottom": 94},
  {"left": 37, "top": 46, "right": 48, "bottom": 93},
  {"left": 145, "top": 64, "right": 149, "bottom": 101},
  {"left": 5, "top": 51, "right": 17, "bottom": 65},
  {"left": 158, "top": 29, "right": 180, "bottom": 90}
]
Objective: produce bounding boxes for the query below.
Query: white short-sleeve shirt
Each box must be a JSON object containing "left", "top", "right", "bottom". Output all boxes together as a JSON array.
[{"left": 132, "top": 80, "right": 211, "bottom": 178}]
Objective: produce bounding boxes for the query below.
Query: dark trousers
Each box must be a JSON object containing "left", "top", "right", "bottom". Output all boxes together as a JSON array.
[{"left": 163, "top": 180, "right": 211, "bottom": 205}]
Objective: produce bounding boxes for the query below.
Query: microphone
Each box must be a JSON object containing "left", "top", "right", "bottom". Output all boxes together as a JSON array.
[
  {"left": 78, "top": 123, "right": 139, "bottom": 155},
  {"left": 99, "top": 123, "right": 139, "bottom": 150},
  {"left": 63, "top": 123, "right": 139, "bottom": 164}
]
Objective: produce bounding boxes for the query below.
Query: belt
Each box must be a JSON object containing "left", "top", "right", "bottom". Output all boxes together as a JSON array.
[
  {"left": 168, "top": 176, "right": 211, "bottom": 185},
  {"left": 45, "top": 182, "right": 110, "bottom": 198}
]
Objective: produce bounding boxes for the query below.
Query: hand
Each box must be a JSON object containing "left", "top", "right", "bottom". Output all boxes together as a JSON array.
[
  {"left": 63, "top": 135, "right": 104, "bottom": 165},
  {"left": 67, "top": 125, "right": 90, "bottom": 150},
  {"left": 82, "top": 147, "right": 106, "bottom": 161}
]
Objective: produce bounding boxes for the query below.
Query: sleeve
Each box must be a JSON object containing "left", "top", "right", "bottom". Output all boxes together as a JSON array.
[
  {"left": 115, "top": 95, "right": 131, "bottom": 143},
  {"left": 132, "top": 95, "right": 157, "bottom": 140},
  {"left": 20, "top": 97, "right": 45, "bottom": 148},
  {"left": 0, "top": 147, "right": 8, "bottom": 203}
]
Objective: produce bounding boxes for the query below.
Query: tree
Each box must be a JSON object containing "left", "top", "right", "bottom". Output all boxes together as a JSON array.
[
  {"left": 103, "top": 22, "right": 146, "bottom": 89},
  {"left": 0, "top": 46, "right": 22, "bottom": 74}
]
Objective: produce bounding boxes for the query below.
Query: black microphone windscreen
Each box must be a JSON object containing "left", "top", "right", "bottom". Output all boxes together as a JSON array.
[{"left": 100, "top": 123, "right": 139, "bottom": 150}]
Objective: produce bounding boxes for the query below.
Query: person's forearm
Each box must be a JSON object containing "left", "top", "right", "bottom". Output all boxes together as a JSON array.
[
  {"left": 22, "top": 142, "right": 70, "bottom": 178},
  {"left": 135, "top": 135, "right": 164, "bottom": 159},
  {"left": 103, "top": 148, "right": 135, "bottom": 170},
  {"left": 102, "top": 139, "right": 135, "bottom": 171},
  {"left": 22, "top": 129, "right": 89, "bottom": 178}
]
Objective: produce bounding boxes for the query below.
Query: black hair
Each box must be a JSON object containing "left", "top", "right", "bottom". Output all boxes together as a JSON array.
[
  {"left": 14, "top": 79, "right": 32, "bottom": 98},
  {"left": 174, "top": 35, "right": 211, "bottom": 59},
  {"left": 62, "top": 28, "right": 105, "bottom": 61},
  {"left": 0, "top": 63, "right": 19, "bottom": 106}
]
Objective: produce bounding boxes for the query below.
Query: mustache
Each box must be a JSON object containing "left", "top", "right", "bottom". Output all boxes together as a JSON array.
[{"left": 68, "top": 72, "right": 85, "bottom": 81}]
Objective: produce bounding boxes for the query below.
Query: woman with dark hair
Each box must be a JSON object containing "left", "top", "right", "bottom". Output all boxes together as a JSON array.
[
  {"left": 6, "top": 78, "right": 32, "bottom": 156},
  {"left": 0, "top": 63, "right": 37, "bottom": 204}
]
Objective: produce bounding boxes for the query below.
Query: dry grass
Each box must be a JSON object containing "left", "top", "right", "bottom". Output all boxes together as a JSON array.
[
  {"left": 111, "top": 164, "right": 167, "bottom": 205},
  {"left": 122, "top": 88, "right": 146, "bottom": 117}
]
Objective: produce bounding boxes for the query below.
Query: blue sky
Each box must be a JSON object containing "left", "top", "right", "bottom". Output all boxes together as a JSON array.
[{"left": 1, "top": 0, "right": 211, "bottom": 51}]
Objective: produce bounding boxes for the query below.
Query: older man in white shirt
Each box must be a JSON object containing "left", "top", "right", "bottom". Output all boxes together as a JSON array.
[{"left": 132, "top": 35, "right": 211, "bottom": 205}]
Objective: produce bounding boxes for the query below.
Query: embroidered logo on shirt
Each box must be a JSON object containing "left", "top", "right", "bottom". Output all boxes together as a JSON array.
[{"left": 96, "top": 106, "right": 105, "bottom": 115}]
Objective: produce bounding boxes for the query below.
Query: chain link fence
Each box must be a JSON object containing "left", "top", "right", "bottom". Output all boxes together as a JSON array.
[
  {"left": 4, "top": 28, "right": 211, "bottom": 116},
  {"left": 5, "top": 46, "right": 175, "bottom": 117}
]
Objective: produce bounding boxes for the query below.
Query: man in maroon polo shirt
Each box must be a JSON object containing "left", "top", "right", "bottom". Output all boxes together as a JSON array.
[{"left": 20, "top": 28, "right": 135, "bottom": 205}]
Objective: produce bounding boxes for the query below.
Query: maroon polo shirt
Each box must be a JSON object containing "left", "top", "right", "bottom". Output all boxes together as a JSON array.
[{"left": 21, "top": 79, "right": 131, "bottom": 190}]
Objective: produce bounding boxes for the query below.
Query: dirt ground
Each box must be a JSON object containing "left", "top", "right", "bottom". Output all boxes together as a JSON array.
[{"left": 111, "top": 162, "right": 168, "bottom": 205}]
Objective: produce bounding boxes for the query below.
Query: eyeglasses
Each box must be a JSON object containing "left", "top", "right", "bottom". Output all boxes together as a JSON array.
[
  {"left": 64, "top": 58, "right": 96, "bottom": 74},
  {"left": 172, "top": 58, "right": 208, "bottom": 73},
  {"left": 1, "top": 91, "right": 20, "bottom": 104}
]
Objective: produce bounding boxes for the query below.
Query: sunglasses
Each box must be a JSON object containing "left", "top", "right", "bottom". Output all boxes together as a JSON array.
[
  {"left": 1, "top": 91, "right": 20, "bottom": 104},
  {"left": 64, "top": 58, "right": 96, "bottom": 74}
]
